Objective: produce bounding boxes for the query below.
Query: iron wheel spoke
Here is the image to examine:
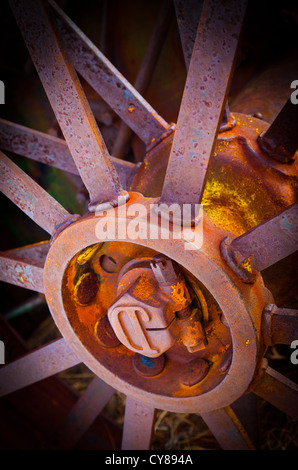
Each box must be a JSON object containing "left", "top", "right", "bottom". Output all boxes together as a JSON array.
[
  {"left": 0, "top": 119, "right": 136, "bottom": 190},
  {"left": 0, "top": 151, "right": 71, "bottom": 235},
  {"left": 257, "top": 97, "right": 298, "bottom": 163},
  {"left": 49, "top": 0, "right": 170, "bottom": 148},
  {"left": 173, "top": 0, "right": 203, "bottom": 70},
  {"left": 159, "top": 0, "right": 247, "bottom": 211},
  {"left": 4, "top": 241, "right": 50, "bottom": 264},
  {"left": 201, "top": 406, "right": 255, "bottom": 450},
  {"left": 0, "top": 252, "right": 44, "bottom": 293},
  {"left": 174, "top": 0, "right": 232, "bottom": 134},
  {"left": 223, "top": 203, "right": 298, "bottom": 274},
  {"left": 0, "top": 338, "right": 80, "bottom": 398},
  {"left": 121, "top": 397, "right": 156, "bottom": 450},
  {"left": 112, "top": 0, "right": 173, "bottom": 158},
  {"left": 262, "top": 305, "right": 298, "bottom": 346},
  {"left": 56, "top": 376, "right": 115, "bottom": 449},
  {"left": 9, "top": 0, "right": 126, "bottom": 209},
  {"left": 253, "top": 360, "right": 298, "bottom": 421}
]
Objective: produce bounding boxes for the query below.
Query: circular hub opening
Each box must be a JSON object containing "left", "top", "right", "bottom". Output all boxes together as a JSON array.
[
  {"left": 62, "top": 241, "right": 233, "bottom": 399},
  {"left": 44, "top": 202, "right": 269, "bottom": 413}
]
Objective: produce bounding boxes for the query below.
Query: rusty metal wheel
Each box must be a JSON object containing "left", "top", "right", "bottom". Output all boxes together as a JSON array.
[{"left": 0, "top": 0, "right": 297, "bottom": 450}]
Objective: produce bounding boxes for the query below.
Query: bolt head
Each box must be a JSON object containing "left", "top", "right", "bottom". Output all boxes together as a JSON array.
[
  {"left": 132, "top": 353, "right": 166, "bottom": 377},
  {"left": 179, "top": 358, "right": 209, "bottom": 387}
]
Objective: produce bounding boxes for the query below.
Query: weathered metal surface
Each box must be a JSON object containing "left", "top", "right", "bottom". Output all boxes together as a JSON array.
[
  {"left": 2, "top": 0, "right": 297, "bottom": 450},
  {"left": 223, "top": 203, "right": 298, "bottom": 275},
  {"left": 0, "top": 118, "right": 78, "bottom": 175},
  {"left": 252, "top": 360, "right": 298, "bottom": 421},
  {"left": 179, "top": 358, "right": 209, "bottom": 387},
  {"left": 0, "top": 151, "right": 71, "bottom": 235},
  {"left": 106, "top": 255, "right": 208, "bottom": 358},
  {"left": 258, "top": 98, "right": 298, "bottom": 163},
  {"left": 0, "top": 119, "right": 135, "bottom": 189},
  {"left": 132, "top": 353, "right": 166, "bottom": 377},
  {"left": 150, "top": 256, "right": 207, "bottom": 352},
  {"left": 56, "top": 376, "right": 115, "bottom": 449},
  {"left": 159, "top": 0, "right": 247, "bottom": 215},
  {"left": 95, "top": 315, "right": 121, "bottom": 348},
  {"left": 201, "top": 406, "right": 255, "bottom": 450},
  {"left": 121, "top": 397, "right": 156, "bottom": 450},
  {"left": 49, "top": 0, "right": 169, "bottom": 148},
  {"left": 173, "top": 0, "right": 203, "bottom": 70},
  {"left": 174, "top": 0, "right": 232, "bottom": 133},
  {"left": 130, "top": 113, "right": 298, "bottom": 219},
  {"left": 74, "top": 272, "right": 99, "bottom": 306},
  {"left": 4, "top": 241, "right": 50, "bottom": 264},
  {"left": 43, "top": 193, "right": 272, "bottom": 414},
  {"left": 107, "top": 274, "right": 178, "bottom": 358},
  {"left": 9, "top": 0, "right": 128, "bottom": 209},
  {"left": 0, "top": 252, "right": 44, "bottom": 293},
  {"left": 262, "top": 304, "right": 298, "bottom": 346},
  {"left": 112, "top": 0, "right": 173, "bottom": 158},
  {"left": 0, "top": 338, "right": 80, "bottom": 398}
]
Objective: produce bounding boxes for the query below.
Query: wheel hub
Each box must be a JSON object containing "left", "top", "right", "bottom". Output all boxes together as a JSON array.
[{"left": 44, "top": 192, "right": 272, "bottom": 414}]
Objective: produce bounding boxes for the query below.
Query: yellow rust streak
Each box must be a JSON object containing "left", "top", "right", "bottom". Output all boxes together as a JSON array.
[{"left": 76, "top": 244, "right": 102, "bottom": 265}]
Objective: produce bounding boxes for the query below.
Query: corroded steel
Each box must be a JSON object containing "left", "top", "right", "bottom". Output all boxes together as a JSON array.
[
  {"left": 223, "top": 203, "right": 298, "bottom": 274},
  {"left": 9, "top": 0, "right": 128, "bottom": 209},
  {"left": 132, "top": 353, "right": 166, "bottom": 377},
  {"left": 0, "top": 338, "right": 80, "bottom": 398},
  {"left": 0, "top": 151, "right": 71, "bottom": 235},
  {"left": 257, "top": 97, "right": 298, "bottom": 163},
  {"left": 0, "top": 252, "right": 44, "bottom": 293},
  {"left": 107, "top": 255, "right": 208, "bottom": 357},
  {"left": 4, "top": 241, "right": 50, "bottom": 264},
  {"left": 1, "top": 0, "right": 297, "bottom": 451},
  {"left": 49, "top": 0, "right": 169, "bottom": 148},
  {"left": 130, "top": 113, "right": 298, "bottom": 217},
  {"left": 121, "top": 397, "right": 156, "bottom": 450},
  {"left": 107, "top": 263, "right": 178, "bottom": 358},
  {"left": 174, "top": 0, "right": 203, "bottom": 70},
  {"left": 262, "top": 304, "right": 298, "bottom": 346},
  {"left": 159, "top": 0, "right": 247, "bottom": 214},
  {"left": 43, "top": 193, "right": 272, "bottom": 414},
  {"left": 0, "top": 119, "right": 136, "bottom": 189},
  {"left": 174, "top": 0, "right": 232, "bottom": 133}
]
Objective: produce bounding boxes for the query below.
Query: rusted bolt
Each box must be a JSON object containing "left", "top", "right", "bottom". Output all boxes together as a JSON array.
[
  {"left": 74, "top": 272, "right": 99, "bottom": 305},
  {"left": 95, "top": 315, "right": 120, "bottom": 348},
  {"left": 253, "top": 112, "right": 264, "bottom": 120},
  {"left": 100, "top": 254, "right": 118, "bottom": 273},
  {"left": 132, "top": 353, "right": 165, "bottom": 377},
  {"left": 176, "top": 308, "right": 208, "bottom": 352},
  {"left": 179, "top": 358, "right": 209, "bottom": 387},
  {"left": 151, "top": 256, "right": 192, "bottom": 312},
  {"left": 220, "top": 236, "right": 257, "bottom": 284}
]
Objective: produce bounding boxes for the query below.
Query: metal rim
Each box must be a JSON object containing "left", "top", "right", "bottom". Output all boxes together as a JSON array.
[{"left": 44, "top": 192, "right": 271, "bottom": 413}]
